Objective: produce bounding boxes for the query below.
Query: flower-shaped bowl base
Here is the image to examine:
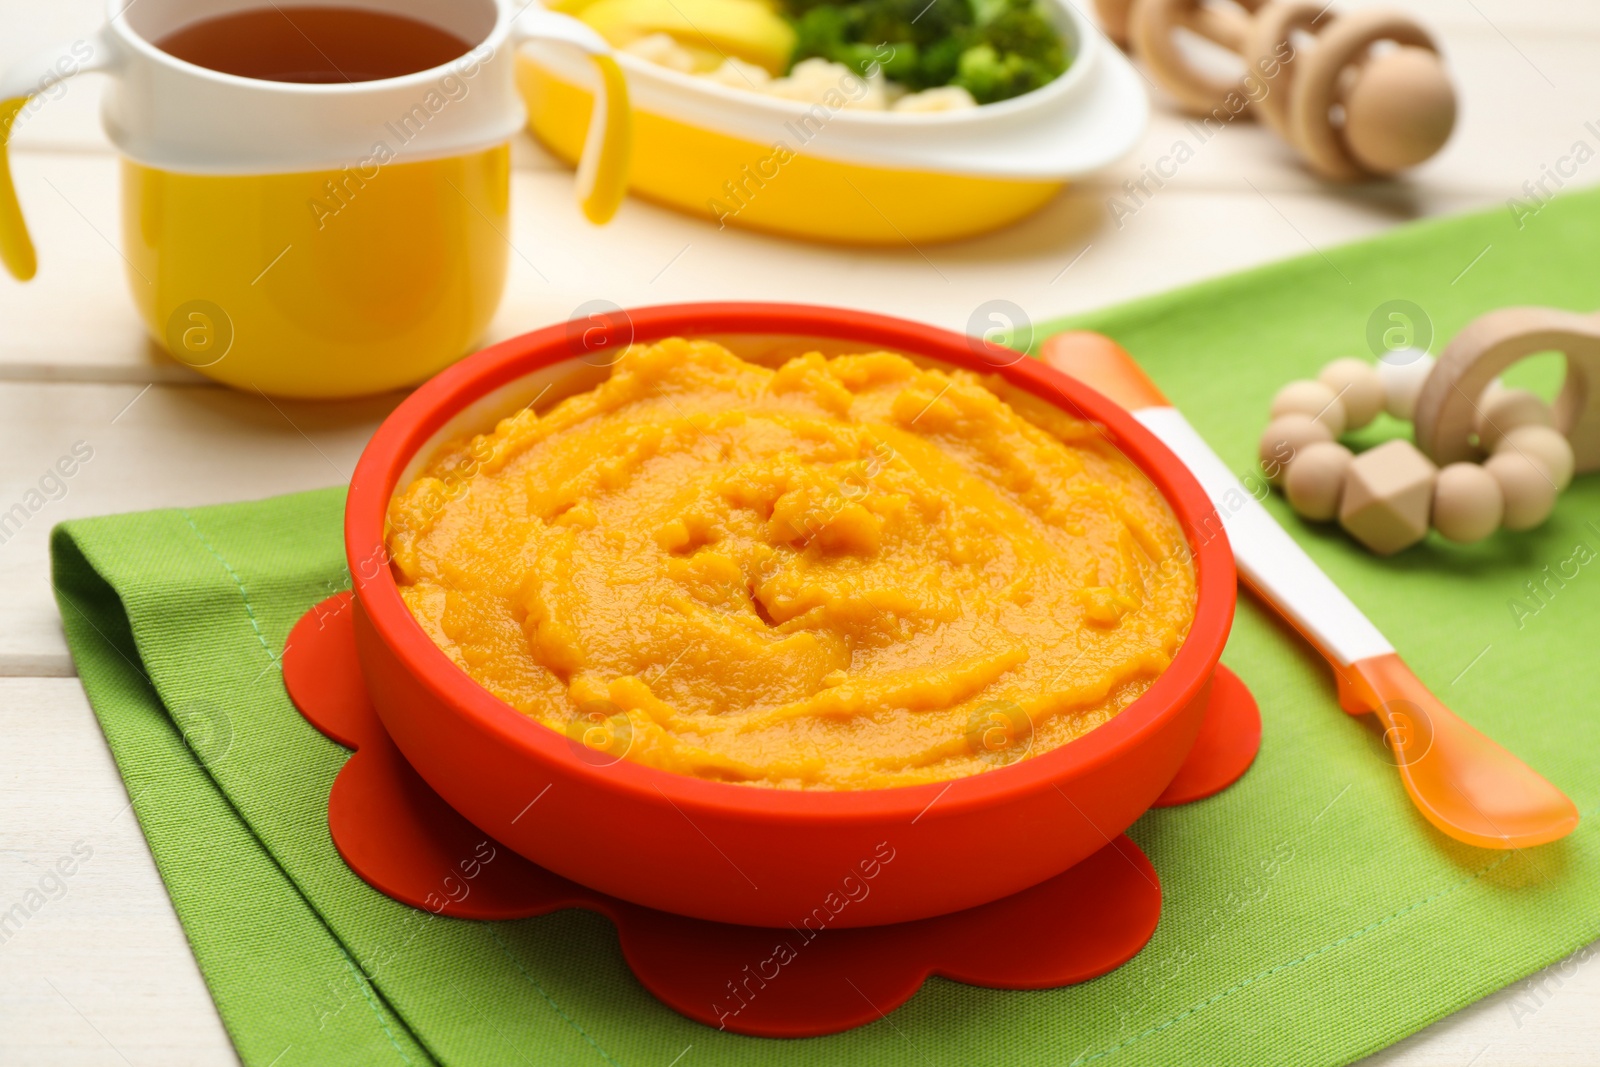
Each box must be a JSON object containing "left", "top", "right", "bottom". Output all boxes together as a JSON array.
[{"left": 284, "top": 593, "right": 1259, "bottom": 1036}]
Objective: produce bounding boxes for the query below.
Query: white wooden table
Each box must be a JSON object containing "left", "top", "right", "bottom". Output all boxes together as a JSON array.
[{"left": 2, "top": 1, "right": 1597, "bottom": 1063}]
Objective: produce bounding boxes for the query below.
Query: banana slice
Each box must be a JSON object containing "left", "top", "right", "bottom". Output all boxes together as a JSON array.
[{"left": 579, "top": 0, "right": 797, "bottom": 76}]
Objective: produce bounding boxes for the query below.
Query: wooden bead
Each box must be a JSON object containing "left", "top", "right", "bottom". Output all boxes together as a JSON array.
[
  {"left": 1270, "top": 380, "right": 1347, "bottom": 435},
  {"left": 1092, "top": 0, "right": 1134, "bottom": 47},
  {"left": 1432, "top": 462, "right": 1503, "bottom": 544},
  {"left": 1317, "top": 358, "right": 1385, "bottom": 430},
  {"left": 1474, "top": 386, "right": 1553, "bottom": 451},
  {"left": 1126, "top": 0, "right": 1250, "bottom": 114},
  {"left": 1342, "top": 47, "right": 1457, "bottom": 175},
  {"left": 1260, "top": 414, "right": 1335, "bottom": 485},
  {"left": 1339, "top": 438, "right": 1437, "bottom": 555},
  {"left": 1376, "top": 351, "right": 1435, "bottom": 420},
  {"left": 1484, "top": 451, "right": 1560, "bottom": 531},
  {"left": 1496, "top": 424, "right": 1575, "bottom": 491},
  {"left": 1284, "top": 441, "right": 1354, "bottom": 522}
]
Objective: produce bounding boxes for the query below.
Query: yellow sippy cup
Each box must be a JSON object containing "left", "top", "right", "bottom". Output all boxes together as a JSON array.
[{"left": 0, "top": 0, "right": 631, "bottom": 398}]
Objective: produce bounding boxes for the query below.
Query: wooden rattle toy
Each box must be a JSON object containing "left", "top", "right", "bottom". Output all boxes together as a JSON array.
[
  {"left": 1259, "top": 307, "right": 1597, "bottom": 554},
  {"left": 1093, "top": 0, "right": 1457, "bottom": 180}
]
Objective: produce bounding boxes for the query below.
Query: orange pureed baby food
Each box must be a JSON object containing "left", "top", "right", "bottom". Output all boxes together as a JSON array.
[{"left": 387, "top": 339, "right": 1195, "bottom": 789}]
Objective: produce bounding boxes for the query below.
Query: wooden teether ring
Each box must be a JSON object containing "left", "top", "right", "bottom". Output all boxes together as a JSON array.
[
  {"left": 1243, "top": 0, "right": 1325, "bottom": 139},
  {"left": 1286, "top": 10, "right": 1441, "bottom": 180},
  {"left": 1130, "top": 0, "right": 1268, "bottom": 114},
  {"left": 1412, "top": 307, "right": 1600, "bottom": 473},
  {"left": 1094, "top": 0, "right": 1138, "bottom": 47}
]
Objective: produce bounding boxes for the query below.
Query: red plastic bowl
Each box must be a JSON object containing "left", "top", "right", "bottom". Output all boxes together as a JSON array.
[{"left": 346, "top": 303, "right": 1235, "bottom": 928}]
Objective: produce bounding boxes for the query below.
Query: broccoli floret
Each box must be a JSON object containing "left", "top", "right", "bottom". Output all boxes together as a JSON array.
[
  {"left": 832, "top": 39, "right": 915, "bottom": 78},
  {"left": 952, "top": 43, "right": 1005, "bottom": 102},
  {"left": 970, "top": 0, "right": 1025, "bottom": 24},
  {"left": 983, "top": 6, "right": 1063, "bottom": 69},
  {"left": 952, "top": 41, "right": 1057, "bottom": 103},
  {"left": 874, "top": 39, "right": 921, "bottom": 81},
  {"left": 916, "top": 33, "right": 966, "bottom": 87},
  {"left": 791, "top": 5, "right": 921, "bottom": 78},
  {"left": 782, "top": 0, "right": 1066, "bottom": 102},
  {"left": 953, "top": 0, "right": 1066, "bottom": 102},
  {"left": 786, "top": 0, "right": 846, "bottom": 15},
  {"left": 881, "top": 0, "right": 973, "bottom": 50},
  {"left": 791, "top": 4, "right": 855, "bottom": 65}
]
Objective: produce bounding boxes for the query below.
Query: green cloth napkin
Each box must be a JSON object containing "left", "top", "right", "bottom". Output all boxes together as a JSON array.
[{"left": 53, "top": 187, "right": 1600, "bottom": 1067}]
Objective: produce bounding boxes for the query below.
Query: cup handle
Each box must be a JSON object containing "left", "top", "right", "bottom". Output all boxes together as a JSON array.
[
  {"left": 511, "top": 10, "right": 632, "bottom": 225},
  {"left": 0, "top": 31, "right": 117, "bottom": 281}
]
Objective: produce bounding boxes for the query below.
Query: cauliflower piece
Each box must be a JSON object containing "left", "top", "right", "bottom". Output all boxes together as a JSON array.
[
  {"left": 789, "top": 56, "right": 848, "bottom": 84},
  {"left": 622, "top": 33, "right": 698, "bottom": 74},
  {"left": 764, "top": 57, "right": 841, "bottom": 101},
  {"left": 840, "top": 75, "right": 889, "bottom": 110},
  {"left": 891, "top": 84, "right": 979, "bottom": 112},
  {"left": 764, "top": 57, "right": 888, "bottom": 109},
  {"left": 702, "top": 56, "right": 773, "bottom": 90}
]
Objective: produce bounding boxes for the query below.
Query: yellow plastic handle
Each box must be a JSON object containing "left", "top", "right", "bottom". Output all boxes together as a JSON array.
[
  {"left": 512, "top": 10, "right": 633, "bottom": 225},
  {"left": 575, "top": 53, "right": 632, "bottom": 224},
  {"left": 1, "top": 97, "right": 38, "bottom": 280},
  {"left": 1, "top": 33, "right": 114, "bottom": 281}
]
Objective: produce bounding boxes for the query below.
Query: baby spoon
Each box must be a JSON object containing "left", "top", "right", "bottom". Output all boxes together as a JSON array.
[{"left": 1042, "top": 331, "right": 1579, "bottom": 849}]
